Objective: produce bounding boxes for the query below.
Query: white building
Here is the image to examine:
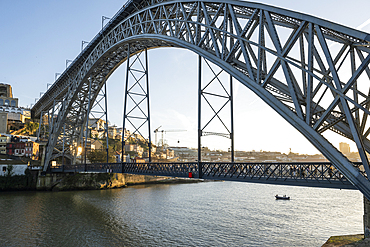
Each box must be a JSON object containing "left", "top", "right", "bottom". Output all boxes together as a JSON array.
[{"left": 0, "top": 163, "right": 28, "bottom": 176}]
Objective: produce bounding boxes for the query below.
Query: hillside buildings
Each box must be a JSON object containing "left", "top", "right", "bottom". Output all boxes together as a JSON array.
[
  {"left": 0, "top": 135, "right": 9, "bottom": 155},
  {"left": 339, "top": 142, "right": 350, "bottom": 155},
  {"left": 6, "top": 137, "right": 39, "bottom": 160},
  {"left": 0, "top": 83, "right": 31, "bottom": 133}
]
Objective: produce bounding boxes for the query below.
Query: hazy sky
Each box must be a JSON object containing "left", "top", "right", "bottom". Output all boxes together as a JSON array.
[{"left": 1, "top": 0, "right": 370, "bottom": 155}]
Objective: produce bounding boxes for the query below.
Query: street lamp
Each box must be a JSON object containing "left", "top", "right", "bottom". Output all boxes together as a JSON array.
[
  {"left": 81, "top": 40, "right": 89, "bottom": 51},
  {"left": 66, "top": 59, "right": 73, "bottom": 68},
  {"left": 102, "top": 16, "right": 111, "bottom": 29},
  {"left": 77, "top": 146, "right": 83, "bottom": 156},
  {"left": 55, "top": 73, "right": 61, "bottom": 81}
]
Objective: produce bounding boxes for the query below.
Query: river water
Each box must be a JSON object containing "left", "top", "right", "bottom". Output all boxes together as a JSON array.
[{"left": 0, "top": 181, "right": 363, "bottom": 247}]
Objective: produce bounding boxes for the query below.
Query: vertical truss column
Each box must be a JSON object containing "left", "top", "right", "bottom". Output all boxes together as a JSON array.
[
  {"left": 62, "top": 123, "right": 65, "bottom": 167},
  {"left": 197, "top": 55, "right": 235, "bottom": 169},
  {"left": 230, "top": 75, "right": 235, "bottom": 163},
  {"left": 122, "top": 44, "right": 152, "bottom": 164},
  {"left": 104, "top": 80, "right": 109, "bottom": 164},
  {"left": 84, "top": 78, "right": 92, "bottom": 164},
  {"left": 83, "top": 79, "right": 109, "bottom": 164},
  {"left": 198, "top": 55, "right": 202, "bottom": 178},
  {"left": 37, "top": 110, "right": 43, "bottom": 141}
]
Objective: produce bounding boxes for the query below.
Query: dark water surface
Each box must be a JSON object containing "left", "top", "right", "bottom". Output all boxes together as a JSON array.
[{"left": 0, "top": 181, "right": 363, "bottom": 246}]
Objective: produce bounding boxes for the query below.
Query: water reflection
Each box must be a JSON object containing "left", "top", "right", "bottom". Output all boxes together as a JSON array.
[{"left": 0, "top": 182, "right": 363, "bottom": 246}]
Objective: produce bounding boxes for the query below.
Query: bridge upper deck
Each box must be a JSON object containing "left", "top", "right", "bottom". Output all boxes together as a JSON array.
[{"left": 31, "top": 0, "right": 370, "bottom": 118}]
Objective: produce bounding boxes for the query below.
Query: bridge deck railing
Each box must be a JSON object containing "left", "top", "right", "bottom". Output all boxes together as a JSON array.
[{"left": 49, "top": 162, "right": 365, "bottom": 189}]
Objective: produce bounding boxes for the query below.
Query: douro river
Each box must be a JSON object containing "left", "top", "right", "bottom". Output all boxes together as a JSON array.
[{"left": 0, "top": 181, "right": 362, "bottom": 246}]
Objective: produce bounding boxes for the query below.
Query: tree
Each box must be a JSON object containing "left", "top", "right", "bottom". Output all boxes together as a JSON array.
[
  {"left": 24, "top": 122, "right": 39, "bottom": 136},
  {"left": 87, "top": 149, "right": 115, "bottom": 163},
  {"left": 5, "top": 165, "right": 14, "bottom": 177}
]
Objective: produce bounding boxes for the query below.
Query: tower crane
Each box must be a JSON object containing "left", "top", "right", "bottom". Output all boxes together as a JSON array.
[
  {"left": 153, "top": 126, "right": 162, "bottom": 146},
  {"left": 155, "top": 130, "right": 186, "bottom": 147}
]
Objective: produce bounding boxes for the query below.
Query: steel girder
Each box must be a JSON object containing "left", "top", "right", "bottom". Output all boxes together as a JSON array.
[
  {"left": 32, "top": 0, "right": 370, "bottom": 198},
  {"left": 50, "top": 161, "right": 362, "bottom": 190}
]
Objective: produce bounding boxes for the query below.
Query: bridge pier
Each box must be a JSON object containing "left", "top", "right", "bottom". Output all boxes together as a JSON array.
[{"left": 364, "top": 196, "right": 370, "bottom": 238}]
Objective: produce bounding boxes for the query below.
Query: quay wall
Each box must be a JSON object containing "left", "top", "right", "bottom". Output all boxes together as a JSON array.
[{"left": 36, "top": 172, "right": 170, "bottom": 191}]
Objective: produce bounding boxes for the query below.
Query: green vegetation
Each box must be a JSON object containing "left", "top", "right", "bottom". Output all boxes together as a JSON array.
[
  {"left": 5, "top": 164, "right": 14, "bottom": 177},
  {"left": 25, "top": 122, "right": 39, "bottom": 136},
  {"left": 87, "top": 148, "right": 116, "bottom": 163},
  {"left": 0, "top": 168, "right": 37, "bottom": 191},
  {"left": 11, "top": 121, "right": 40, "bottom": 136}
]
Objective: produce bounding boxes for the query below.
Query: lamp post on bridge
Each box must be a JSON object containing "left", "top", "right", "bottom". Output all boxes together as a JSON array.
[
  {"left": 102, "top": 16, "right": 111, "bottom": 30},
  {"left": 81, "top": 41, "right": 89, "bottom": 51},
  {"left": 66, "top": 59, "right": 73, "bottom": 69},
  {"left": 55, "top": 73, "right": 61, "bottom": 81}
]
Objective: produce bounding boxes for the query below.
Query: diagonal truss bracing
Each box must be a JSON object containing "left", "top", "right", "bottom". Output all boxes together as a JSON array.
[
  {"left": 122, "top": 45, "right": 152, "bottom": 163},
  {"left": 32, "top": 0, "right": 370, "bottom": 199},
  {"left": 198, "top": 56, "right": 234, "bottom": 163}
]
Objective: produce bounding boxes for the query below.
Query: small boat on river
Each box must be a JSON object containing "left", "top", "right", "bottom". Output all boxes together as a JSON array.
[{"left": 275, "top": 194, "right": 290, "bottom": 200}]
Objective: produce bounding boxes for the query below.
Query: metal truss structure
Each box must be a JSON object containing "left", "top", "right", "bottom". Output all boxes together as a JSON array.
[
  {"left": 32, "top": 0, "right": 370, "bottom": 198},
  {"left": 122, "top": 46, "right": 152, "bottom": 162},
  {"left": 50, "top": 161, "right": 363, "bottom": 190},
  {"left": 83, "top": 83, "right": 109, "bottom": 164},
  {"left": 198, "top": 56, "right": 234, "bottom": 163}
]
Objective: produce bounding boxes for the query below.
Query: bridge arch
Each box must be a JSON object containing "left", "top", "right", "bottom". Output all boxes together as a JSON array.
[{"left": 33, "top": 0, "right": 370, "bottom": 198}]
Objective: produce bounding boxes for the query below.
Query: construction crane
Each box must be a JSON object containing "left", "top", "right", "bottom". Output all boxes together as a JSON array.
[
  {"left": 153, "top": 126, "right": 162, "bottom": 146},
  {"left": 154, "top": 127, "right": 186, "bottom": 147}
]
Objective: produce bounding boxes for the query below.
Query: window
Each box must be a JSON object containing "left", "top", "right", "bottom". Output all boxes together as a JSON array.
[
  {"left": 4, "top": 99, "right": 9, "bottom": 106},
  {"left": 2, "top": 167, "right": 6, "bottom": 172},
  {"left": 11, "top": 100, "right": 16, "bottom": 107}
]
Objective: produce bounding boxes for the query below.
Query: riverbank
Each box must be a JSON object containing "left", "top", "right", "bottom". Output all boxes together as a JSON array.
[
  {"left": 322, "top": 234, "right": 370, "bottom": 246},
  {"left": 0, "top": 171, "right": 202, "bottom": 192}
]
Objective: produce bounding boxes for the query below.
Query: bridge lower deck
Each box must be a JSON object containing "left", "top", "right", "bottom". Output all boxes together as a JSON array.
[{"left": 49, "top": 162, "right": 364, "bottom": 189}]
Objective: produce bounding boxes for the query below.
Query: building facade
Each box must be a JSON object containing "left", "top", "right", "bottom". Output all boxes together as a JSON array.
[
  {"left": 0, "top": 83, "right": 17, "bottom": 107},
  {"left": 0, "top": 112, "right": 7, "bottom": 133},
  {"left": 0, "top": 164, "right": 28, "bottom": 176},
  {"left": 125, "top": 144, "right": 144, "bottom": 157},
  {"left": 6, "top": 140, "right": 39, "bottom": 160},
  {"left": 0, "top": 135, "right": 9, "bottom": 154},
  {"left": 0, "top": 83, "right": 31, "bottom": 133},
  {"left": 339, "top": 142, "right": 350, "bottom": 155}
]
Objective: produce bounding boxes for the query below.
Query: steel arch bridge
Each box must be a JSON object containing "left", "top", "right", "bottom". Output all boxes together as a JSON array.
[{"left": 32, "top": 0, "right": 370, "bottom": 198}]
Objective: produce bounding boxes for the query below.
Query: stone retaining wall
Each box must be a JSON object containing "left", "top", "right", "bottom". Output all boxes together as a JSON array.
[{"left": 36, "top": 172, "right": 169, "bottom": 191}]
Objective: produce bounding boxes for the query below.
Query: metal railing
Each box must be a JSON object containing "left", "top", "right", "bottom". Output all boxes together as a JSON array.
[{"left": 49, "top": 162, "right": 365, "bottom": 189}]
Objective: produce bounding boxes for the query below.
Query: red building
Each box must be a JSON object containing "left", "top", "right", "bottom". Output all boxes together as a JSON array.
[{"left": 6, "top": 141, "right": 39, "bottom": 160}]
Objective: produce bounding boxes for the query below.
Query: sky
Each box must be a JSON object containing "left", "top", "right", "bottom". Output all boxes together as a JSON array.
[{"left": 1, "top": 0, "right": 370, "bottom": 155}]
